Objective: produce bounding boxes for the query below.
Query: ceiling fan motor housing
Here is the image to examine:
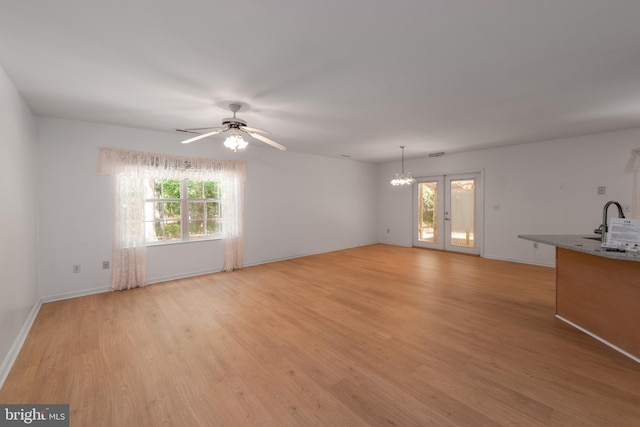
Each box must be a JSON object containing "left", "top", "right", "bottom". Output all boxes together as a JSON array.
[{"left": 222, "top": 117, "right": 247, "bottom": 127}]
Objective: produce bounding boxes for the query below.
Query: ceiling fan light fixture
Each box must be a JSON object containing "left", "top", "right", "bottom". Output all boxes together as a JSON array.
[
  {"left": 224, "top": 133, "right": 248, "bottom": 152},
  {"left": 178, "top": 103, "right": 286, "bottom": 151},
  {"left": 390, "top": 145, "right": 416, "bottom": 186}
]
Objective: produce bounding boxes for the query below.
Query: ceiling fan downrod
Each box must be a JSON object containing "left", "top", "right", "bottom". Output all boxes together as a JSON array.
[{"left": 223, "top": 104, "right": 247, "bottom": 127}]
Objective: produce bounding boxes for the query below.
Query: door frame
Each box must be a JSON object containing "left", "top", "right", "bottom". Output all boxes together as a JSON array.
[
  {"left": 412, "top": 170, "right": 484, "bottom": 256},
  {"left": 412, "top": 176, "right": 445, "bottom": 251}
]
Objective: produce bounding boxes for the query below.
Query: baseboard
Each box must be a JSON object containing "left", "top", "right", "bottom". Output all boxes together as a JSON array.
[
  {"left": 242, "top": 241, "right": 379, "bottom": 268},
  {"left": 555, "top": 315, "right": 640, "bottom": 364},
  {"left": 38, "top": 248, "right": 552, "bottom": 297},
  {"left": 146, "top": 268, "right": 221, "bottom": 285},
  {"left": 40, "top": 285, "right": 111, "bottom": 303},
  {"left": 148, "top": 243, "right": 380, "bottom": 284},
  {"left": 484, "top": 254, "right": 555, "bottom": 268},
  {"left": 0, "top": 299, "right": 42, "bottom": 390}
]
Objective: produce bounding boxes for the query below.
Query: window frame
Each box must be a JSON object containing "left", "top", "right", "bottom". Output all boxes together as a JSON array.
[{"left": 144, "top": 178, "right": 223, "bottom": 246}]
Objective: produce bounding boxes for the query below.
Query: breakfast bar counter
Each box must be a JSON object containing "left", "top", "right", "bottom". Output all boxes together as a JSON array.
[{"left": 519, "top": 234, "right": 640, "bottom": 362}]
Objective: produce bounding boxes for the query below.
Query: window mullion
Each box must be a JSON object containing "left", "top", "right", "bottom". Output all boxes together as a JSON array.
[{"left": 181, "top": 179, "right": 189, "bottom": 240}]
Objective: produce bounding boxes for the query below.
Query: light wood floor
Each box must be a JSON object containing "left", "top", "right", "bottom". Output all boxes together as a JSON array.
[{"left": 2, "top": 244, "right": 640, "bottom": 426}]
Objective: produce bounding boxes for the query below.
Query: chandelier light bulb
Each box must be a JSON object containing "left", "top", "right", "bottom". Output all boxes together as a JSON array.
[
  {"left": 390, "top": 172, "right": 416, "bottom": 186},
  {"left": 224, "top": 133, "right": 248, "bottom": 152}
]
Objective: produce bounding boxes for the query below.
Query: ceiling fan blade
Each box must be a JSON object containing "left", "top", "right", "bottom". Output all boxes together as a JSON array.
[
  {"left": 181, "top": 126, "right": 227, "bottom": 131},
  {"left": 246, "top": 131, "right": 287, "bottom": 151},
  {"left": 181, "top": 127, "right": 228, "bottom": 144},
  {"left": 175, "top": 129, "right": 202, "bottom": 135},
  {"left": 241, "top": 126, "right": 271, "bottom": 134}
]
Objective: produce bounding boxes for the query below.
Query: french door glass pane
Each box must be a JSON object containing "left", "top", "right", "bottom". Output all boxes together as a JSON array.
[
  {"left": 418, "top": 181, "right": 438, "bottom": 243},
  {"left": 449, "top": 179, "right": 475, "bottom": 248}
]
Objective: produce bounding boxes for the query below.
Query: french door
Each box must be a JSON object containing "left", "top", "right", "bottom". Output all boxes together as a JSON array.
[{"left": 413, "top": 173, "right": 483, "bottom": 255}]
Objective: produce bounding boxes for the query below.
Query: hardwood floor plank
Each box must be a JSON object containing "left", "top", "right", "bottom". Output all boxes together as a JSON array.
[
  {"left": 2, "top": 244, "right": 640, "bottom": 426},
  {"left": 466, "top": 355, "right": 640, "bottom": 426},
  {"left": 330, "top": 374, "right": 459, "bottom": 427}
]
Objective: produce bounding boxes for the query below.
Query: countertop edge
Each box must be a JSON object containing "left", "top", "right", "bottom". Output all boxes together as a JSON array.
[{"left": 518, "top": 234, "right": 640, "bottom": 262}]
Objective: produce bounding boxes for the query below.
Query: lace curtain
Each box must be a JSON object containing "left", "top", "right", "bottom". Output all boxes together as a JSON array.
[
  {"left": 626, "top": 148, "right": 640, "bottom": 218},
  {"left": 98, "top": 148, "right": 246, "bottom": 290}
]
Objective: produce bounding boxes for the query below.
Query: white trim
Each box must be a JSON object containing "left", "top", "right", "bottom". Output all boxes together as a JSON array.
[
  {"left": 146, "top": 242, "right": 379, "bottom": 284},
  {"left": 555, "top": 315, "right": 640, "bottom": 364},
  {"left": 413, "top": 175, "right": 445, "bottom": 251},
  {"left": 241, "top": 242, "right": 379, "bottom": 269},
  {"left": 145, "top": 235, "right": 223, "bottom": 247},
  {"left": 146, "top": 268, "right": 221, "bottom": 285},
  {"left": 412, "top": 171, "right": 484, "bottom": 257},
  {"left": 0, "top": 299, "right": 41, "bottom": 390},
  {"left": 40, "top": 285, "right": 111, "bottom": 303},
  {"left": 483, "top": 255, "right": 555, "bottom": 268},
  {"left": 445, "top": 172, "right": 483, "bottom": 256}
]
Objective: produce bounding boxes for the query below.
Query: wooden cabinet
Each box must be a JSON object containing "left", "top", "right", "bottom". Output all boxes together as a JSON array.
[{"left": 556, "top": 247, "right": 640, "bottom": 359}]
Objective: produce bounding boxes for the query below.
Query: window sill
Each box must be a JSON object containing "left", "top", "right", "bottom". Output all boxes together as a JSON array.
[{"left": 145, "top": 236, "right": 223, "bottom": 247}]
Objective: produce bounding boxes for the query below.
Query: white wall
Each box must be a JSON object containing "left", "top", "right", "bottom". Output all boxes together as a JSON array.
[
  {"left": 0, "top": 66, "right": 39, "bottom": 382},
  {"left": 378, "top": 128, "right": 640, "bottom": 266},
  {"left": 36, "top": 117, "right": 378, "bottom": 299}
]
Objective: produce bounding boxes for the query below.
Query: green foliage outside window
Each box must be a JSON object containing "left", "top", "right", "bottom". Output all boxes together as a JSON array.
[
  {"left": 421, "top": 185, "right": 436, "bottom": 227},
  {"left": 187, "top": 180, "right": 220, "bottom": 199},
  {"left": 145, "top": 179, "right": 221, "bottom": 242}
]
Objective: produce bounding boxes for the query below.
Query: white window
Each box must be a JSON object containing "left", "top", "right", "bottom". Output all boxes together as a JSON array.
[{"left": 144, "top": 178, "right": 222, "bottom": 243}]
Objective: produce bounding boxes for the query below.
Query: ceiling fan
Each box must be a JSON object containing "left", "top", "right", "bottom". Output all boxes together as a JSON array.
[{"left": 176, "top": 103, "right": 286, "bottom": 151}]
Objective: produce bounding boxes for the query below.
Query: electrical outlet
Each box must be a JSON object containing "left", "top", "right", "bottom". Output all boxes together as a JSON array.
[
  {"left": 73, "top": 264, "right": 81, "bottom": 273},
  {"left": 102, "top": 261, "right": 110, "bottom": 269},
  {"left": 598, "top": 186, "right": 606, "bottom": 195}
]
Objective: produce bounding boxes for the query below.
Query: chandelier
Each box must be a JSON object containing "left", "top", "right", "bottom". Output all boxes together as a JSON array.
[{"left": 390, "top": 145, "right": 416, "bottom": 186}]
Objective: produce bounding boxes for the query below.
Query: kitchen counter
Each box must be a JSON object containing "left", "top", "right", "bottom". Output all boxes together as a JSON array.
[
  {"left": 518, "top": 234, "right": 640, "bottom": 363},
  {"left": 518, "top": 234, "right": 640, "bottom": 261}
]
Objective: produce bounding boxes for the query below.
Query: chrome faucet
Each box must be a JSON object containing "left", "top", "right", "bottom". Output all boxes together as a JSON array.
[{"left": 594, "top": 200, "right": 625, "bottom": 243}]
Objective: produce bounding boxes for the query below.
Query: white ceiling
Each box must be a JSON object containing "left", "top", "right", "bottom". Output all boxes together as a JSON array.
[{"left": 2, "top": 1, "right": 640, "bottom": 163}]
